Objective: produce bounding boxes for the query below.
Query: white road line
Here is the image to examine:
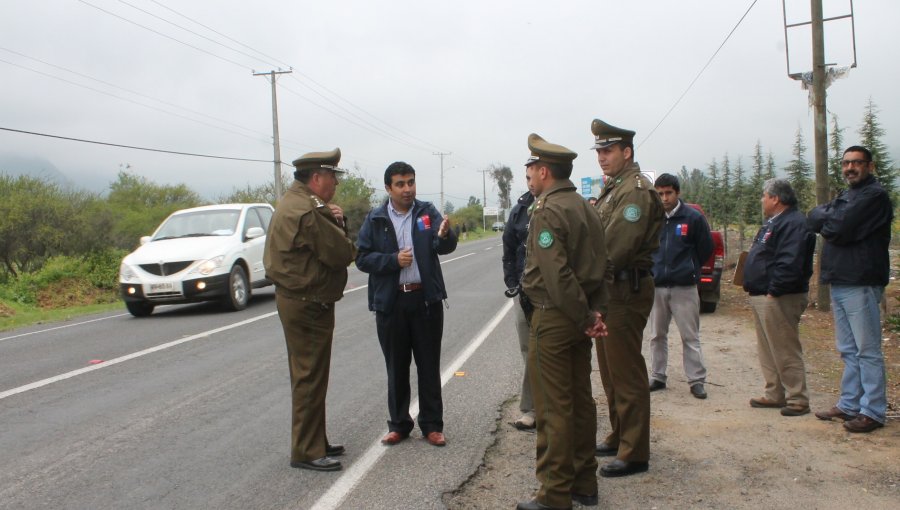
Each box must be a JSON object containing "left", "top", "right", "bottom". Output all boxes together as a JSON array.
[
  {"left": 0, "top": 251, "right": 483, "bottom": 400},
  {"left": 0, "top": 312, "right": 280, "bottom": 401},
  {"left": 307, "top": 299, "right": 514, "bottom": 510},
  {"left": 440, "top": 252, "right": 474, "bottom": 264},
  {"left": 0, "top": 313, "right": 130, "bottom": 343}
]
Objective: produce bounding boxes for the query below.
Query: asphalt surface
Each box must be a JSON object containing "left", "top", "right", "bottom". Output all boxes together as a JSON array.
[{"left": 0, "top": 236, "right": 523, "bottom": 510}]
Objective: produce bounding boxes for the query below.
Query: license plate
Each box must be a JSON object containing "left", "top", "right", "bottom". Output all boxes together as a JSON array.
[{"left": 150, "top": 282, "right": 175, "bottom": 292}]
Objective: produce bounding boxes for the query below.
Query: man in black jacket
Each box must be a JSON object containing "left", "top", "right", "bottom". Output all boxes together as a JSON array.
[
  {"left": 356, "top": 162, "right": 458, "bottom": 447},
  {"left": 742, "top": 178, "right": 815, "bottom": 417},
  {"left": 808, "top": 145, "right": 892, "bottom": 433},
  {"left": 501, "top": 190, "right": 537, "bottom": 430},
  {"left": 647, "top": 174, "right": 713, "bottom": 399}
]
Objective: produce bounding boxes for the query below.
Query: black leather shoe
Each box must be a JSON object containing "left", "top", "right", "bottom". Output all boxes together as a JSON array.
[
  {"left": 571, "top": 492, "right": 598, "bottom": 506},
  {"left": 594, "top": 442, "right": 618, "bottom": 457},
  {"left": 515, "top": 499, "right": 571, "bottom": 510},
  {"left": 326, "top": 443, "right": 345, "bottom": 456},
  {"left": 690, "top": 383, "right": 707, "bottom": 399},
  {"left": 648, "top": 380, "right": 666, "bottom": 392},
  {"left": 599, "top": 459, "right": 649, "bottom": 478},
  {"left": 290, "top": 456, "right": 342, "bottom": 472}
]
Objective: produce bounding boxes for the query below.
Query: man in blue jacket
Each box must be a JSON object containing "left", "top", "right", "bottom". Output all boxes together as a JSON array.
[
  {"left": 647, "top": 174, "right": 713, "bottom": 399},
  {"left": 808, "top": 145, "right": 892, "bottom": 433},
  {"left": 742, "top": 179, "right": 816, "bottom": 417},
  {"left": 356, "top": 162, "right": 457, "bottom": 447},
  {"left": 501, "top": 190, "right": 537, "bottom": 430}
]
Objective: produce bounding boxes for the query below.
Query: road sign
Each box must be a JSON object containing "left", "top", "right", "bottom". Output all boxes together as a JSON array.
[{"left": 482, "top": 206, "right": 499, "bottom": 216}]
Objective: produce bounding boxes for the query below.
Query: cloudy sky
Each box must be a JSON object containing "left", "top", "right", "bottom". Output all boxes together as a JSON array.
[{"left": 1, "top": 0, "right": 896, "bottom": 208}]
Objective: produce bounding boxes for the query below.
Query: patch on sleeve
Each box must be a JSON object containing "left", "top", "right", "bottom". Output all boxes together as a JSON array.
[
  {"left": 623, "top": 204, "right": 641, "bottom": 222},
  {"left": 538, "top": 229, "right": 554, "bottom": 248}
]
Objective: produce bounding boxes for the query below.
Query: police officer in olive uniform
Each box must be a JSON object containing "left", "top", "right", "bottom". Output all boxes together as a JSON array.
[
  {"left": 517, "top": 134, "right": 609, "bottom": 510},
  {"left": 264, "top": 148, "right": 357, "bottom": 472},
  {"left": 590, "top": 119, "right": 664, "bottom": 478}
]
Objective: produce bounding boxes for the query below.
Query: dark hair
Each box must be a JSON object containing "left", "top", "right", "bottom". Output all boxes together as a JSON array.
[
  {"left": 384, "top": 161, "right": 416, "bottom": 186},
  {"left": 293, "top": 168, "right": 312, "bottom": 184},
  {"left": 535, "top": 161, "right": 573, "bottom": 180},
  {"left": 654, "top": 173, "right": 680, "bottom": 192},
  {"left": 843, "top": 145, "right": 873, "bottom": 162},
  {"left": 763, "top": 178, "right": 798, "bottom": 207}
]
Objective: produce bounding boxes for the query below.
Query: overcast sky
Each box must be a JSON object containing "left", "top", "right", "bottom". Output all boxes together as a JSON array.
[{"left": 2, "top": 0, "right": 897, "bottom": 208}]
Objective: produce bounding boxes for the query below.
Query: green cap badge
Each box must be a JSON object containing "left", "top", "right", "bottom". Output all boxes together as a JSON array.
[
  {"left": 623, "top": 204, "right": 641, "bottom": 222},
  {"left": 538, "top": 229, "right": 554, "bottom": 248}
]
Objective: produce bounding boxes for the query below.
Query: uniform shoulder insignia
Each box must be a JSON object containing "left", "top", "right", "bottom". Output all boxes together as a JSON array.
[
  {"left": 312, "top": 196, "right": 326, "bottom": 208},
  {"left": 635, "top": 174, "right": 643, "bottom": 189}
]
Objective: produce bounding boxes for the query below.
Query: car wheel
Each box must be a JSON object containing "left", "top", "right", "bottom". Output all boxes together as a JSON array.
[
  {"left": 126, "top": 301, "right": 155, "bottom": 317},
  {"left": 223, "top": 265, "right": 250, "bottom": 311},
  {"left": 700, "top": 301, "right": 717, "bottom": 313}
]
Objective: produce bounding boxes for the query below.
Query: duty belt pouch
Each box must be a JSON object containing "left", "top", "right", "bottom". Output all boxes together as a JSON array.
[
  {"left": 630, "top": 268, "right": 640, "bottom": 293},
  {"left": 519, "top": 293, "right": 534, "bottom": 325}
]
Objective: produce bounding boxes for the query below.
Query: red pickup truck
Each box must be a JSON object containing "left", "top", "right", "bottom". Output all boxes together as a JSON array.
[{"left": 686, "top": 204, "right": 725, "bottom": 313}]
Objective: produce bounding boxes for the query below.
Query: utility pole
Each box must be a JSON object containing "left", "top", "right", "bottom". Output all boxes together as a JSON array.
[
  {"left": 254, "top": 69, "right": 292, "bottom": 202},
  {"left": 782, "top": 0, "right": 856, "bottom": 312},
  {"left": 478, "top": 168, "right": 489, "bottom": 232},
  {"left": 810, "top": 0, "right": 830, "bottom": 311},
  {"left": 433, "top": 152, "right": 451, "bottom": 214}
]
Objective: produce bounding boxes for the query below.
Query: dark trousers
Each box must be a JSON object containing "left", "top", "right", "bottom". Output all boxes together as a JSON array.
[
  {"left": 375, "top": 291, "right": 444, "bottom": 435},
  {"left": 595, "top": 277, "right": 654, "bottom": 462},
  {"left": 276, "top": 294, "right": 334, "bottom": 463},
  {"left": 529, "top": 308, "right": 598, "bottom": 508}
]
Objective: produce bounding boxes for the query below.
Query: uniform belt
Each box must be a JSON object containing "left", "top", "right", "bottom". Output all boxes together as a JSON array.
[
  {"left": 613, "top": 269, "right": 651, "bottom": 281},
  {"left": 398, "top": 282, "right": 423, "bottom": 292}
]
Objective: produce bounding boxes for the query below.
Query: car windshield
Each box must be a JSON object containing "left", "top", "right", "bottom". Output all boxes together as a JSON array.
[{"left": 153, "top": 210, "right": 240, "bottom": 240}]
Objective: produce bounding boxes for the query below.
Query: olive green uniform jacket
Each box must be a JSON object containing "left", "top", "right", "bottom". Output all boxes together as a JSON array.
[
  {"left": 594, "top": 162, "right": 663, "bottom": 272},
  {"left": 522, "top": 179, "right": 608, "bottom": 328},
  {"left": 263, "top": 181, "right": 357, "bottom": 302}
]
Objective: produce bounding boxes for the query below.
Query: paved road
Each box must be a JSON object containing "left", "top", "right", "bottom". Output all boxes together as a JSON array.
[{"left": 0, "top": 236, "right": 523, "bottom": 510}]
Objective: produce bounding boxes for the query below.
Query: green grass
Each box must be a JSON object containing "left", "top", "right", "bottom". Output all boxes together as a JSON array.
[{"left": 0, "top": 300, "right": 125, "bottom": 333}]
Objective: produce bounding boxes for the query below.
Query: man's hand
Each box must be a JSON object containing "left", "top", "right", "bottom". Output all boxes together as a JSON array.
[
  {"left": 584, "top": 311, "right": 608, "bottom": 338},
  {"left": 328, "top": 204, "right": 345, "bottom": 226},
  {"left": 397, "top": 248, "right": 413, "bottom": 268},
  {"left": 438, "top": 218, "right": 450, "bottom": 239}
]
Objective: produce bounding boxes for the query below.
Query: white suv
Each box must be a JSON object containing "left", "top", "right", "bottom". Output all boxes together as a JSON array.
[{"left": 119, "top": 203, "right": 274, "bottom": 317}]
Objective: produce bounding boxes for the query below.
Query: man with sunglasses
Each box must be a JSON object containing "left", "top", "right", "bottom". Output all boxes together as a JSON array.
[{"left": 808, "top": 145, "right": 893, "bottom": 433}]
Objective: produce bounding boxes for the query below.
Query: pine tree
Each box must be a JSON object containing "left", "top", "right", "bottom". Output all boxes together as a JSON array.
[
  {"left": 747, "top": 141, "right": 766, "bottom": 225},
  {"left": 706, "top": 159, "right": 721, "bottom": 229},
  {"left": 858, "top": 98, "right": 897, "bottom": 202},
  {"left": 784, "top": 128, "right": 813, "bottom": 211},
  {"left": 765, "top": 151, "right": 777, "bottom": 180},
  {"left": 732, "top": 156, "right": 748, "bottom": 249},
  {"left": 828, "top": 114, "right": 845, "bottom": 198}
]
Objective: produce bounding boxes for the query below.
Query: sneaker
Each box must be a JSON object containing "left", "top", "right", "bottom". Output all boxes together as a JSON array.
[{"left": 513, "top": 414, "right": 536, "bottom": 430}]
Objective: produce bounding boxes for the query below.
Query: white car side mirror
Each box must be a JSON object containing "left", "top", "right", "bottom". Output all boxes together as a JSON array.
[{"left": 245, "top": 227, "right": 265, "bottom": 240}]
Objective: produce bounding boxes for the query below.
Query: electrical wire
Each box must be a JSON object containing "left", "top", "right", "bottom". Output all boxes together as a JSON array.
[
  {"left": 638, "top": 0, "right": 759, "bottom": 149},
  {"left": 0, "top": 126, "right": 272, "bottom": 162}
]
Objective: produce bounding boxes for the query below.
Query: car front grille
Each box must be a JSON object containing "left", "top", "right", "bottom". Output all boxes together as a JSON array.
[{"left": 139, "top": 261, "right": 194, "bottom": 276}]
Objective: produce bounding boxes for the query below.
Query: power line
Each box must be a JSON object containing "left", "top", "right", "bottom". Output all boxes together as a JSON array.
[
  {"left": 638, "top": 0, "right": 759, "bottom": 149},
  {"left": 0, "top": 127, "right": 272, "bottom": 162}
]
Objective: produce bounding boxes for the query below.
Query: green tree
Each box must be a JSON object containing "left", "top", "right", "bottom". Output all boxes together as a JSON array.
[
  {"left": 858, "top": 98, "right": 897, "bottom": 202},
  {"left": 218, "top": 181, "right": 279, "bottom": 205},
  {"left": 746, "top": 141, "right": 766, "bottom": 225},
  {"left": 784, "top": 128, "right": 813, "bottom": 211},
  {"left": 765, "top": 151, "right": 777, "bottom": 180},
  {"left": 732, "top": 157, "right": 748, "bottom": 249},
  {"left": 333, "top": 169, "right": 376, "bottom": 241},
  {"left": 828, "top": 114, "right": 846, "bottom": 198},
  {"left": 720, "top": 154, "right": 733, "bottom": 248},
  {"left": 488, "top": 164, "right": 513, "bottom": 211},
  {"left": 443, "top": 201, "right": 455, "bottom": 214},
  {"left": 706, "top": 159, "right": 722, "bottom": 230}
]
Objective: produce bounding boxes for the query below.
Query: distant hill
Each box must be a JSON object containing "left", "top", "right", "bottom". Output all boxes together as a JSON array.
[{"left": 0, "top": 152, "right": 71, "bottom": 186}]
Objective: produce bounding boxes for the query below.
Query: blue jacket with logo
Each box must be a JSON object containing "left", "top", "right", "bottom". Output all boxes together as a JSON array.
[
  {"left": 651, "top": 200, "right": 713, "bottom": 287},
  {"left": 356, "top": 199, "right": 458, "bottom": 313},
  {"left": 742, "top": 206, "right": 815, "bottom": 297}
]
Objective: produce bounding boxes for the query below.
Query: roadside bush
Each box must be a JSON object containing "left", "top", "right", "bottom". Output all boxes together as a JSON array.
[{"left": 1, "top": 250, "right": 124, "bottom": 305}]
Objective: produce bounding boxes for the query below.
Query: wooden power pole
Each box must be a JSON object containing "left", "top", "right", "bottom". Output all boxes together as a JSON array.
[{"left": 254, "top": 69, "right": 292, "bottom": 202}]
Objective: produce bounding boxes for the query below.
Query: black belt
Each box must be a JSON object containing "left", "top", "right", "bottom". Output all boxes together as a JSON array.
[
  {"left": 398, "top": 282, "right": 423, "bottom": 292},
  {"left": 613, "top": 269, "right": 651, "bottom": 281}
]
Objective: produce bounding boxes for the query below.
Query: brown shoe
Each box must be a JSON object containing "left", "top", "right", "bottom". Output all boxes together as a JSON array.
[
  {"left": 843, "top": 415, "right": 884, "bottom": 433},
  {"left": 749, "top": 397, "right": 786, "bottom": 408},
  {"left": 814, "top": 406, "right": 856, "bottom": 422},
  {"left": 780, "top": 405, "right": 810, "bottom": 416},
  {"left": 425, "top": 431, "right": 446, "bottom": 446},
  {"left": 381, "top": 431, "right": 408, "bottom": 445}
]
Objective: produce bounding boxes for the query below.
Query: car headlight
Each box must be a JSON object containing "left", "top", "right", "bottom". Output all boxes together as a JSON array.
[
  {"left": 120, "top": 263, "right": 137, "bottom": 282},
  {"left": 190, "top": 255, "right": 226, "bottom": 276}
]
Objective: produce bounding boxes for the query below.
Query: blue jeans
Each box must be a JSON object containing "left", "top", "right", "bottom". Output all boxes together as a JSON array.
[{"left": 830, "top": 285, "right": 887, "bottom": 424}]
